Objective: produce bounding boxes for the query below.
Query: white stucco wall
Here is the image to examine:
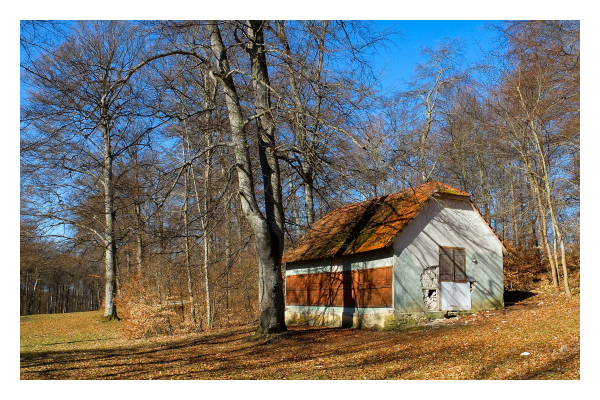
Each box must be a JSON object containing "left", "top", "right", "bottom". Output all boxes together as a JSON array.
[{"left": 392, "top": 197, "right": 504, "bottom": 313}]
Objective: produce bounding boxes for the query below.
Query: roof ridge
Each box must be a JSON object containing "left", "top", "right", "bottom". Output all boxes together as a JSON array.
[
  {"left": 282, "top": 182, "right": 471, "bottom": 264},
  {"left": 310, "top": 182, "right": 469, "bottom": 227}
]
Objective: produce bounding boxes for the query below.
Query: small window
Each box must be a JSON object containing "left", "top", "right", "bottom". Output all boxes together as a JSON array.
[{"left": 439, "top": 247, "right": 467, "bottom": 283}]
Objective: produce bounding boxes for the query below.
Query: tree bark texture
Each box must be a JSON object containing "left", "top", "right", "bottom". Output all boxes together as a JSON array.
[
  {"left": 248, "top": 20, "right": 287, "bottom": 334},
  {"left": 206, "top": 21, "right": 286, "bottom": 334}
]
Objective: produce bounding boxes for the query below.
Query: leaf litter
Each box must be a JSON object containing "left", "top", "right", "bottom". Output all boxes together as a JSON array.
[{"left": 21, "top": 291, "right": 579, "bottom": 380}]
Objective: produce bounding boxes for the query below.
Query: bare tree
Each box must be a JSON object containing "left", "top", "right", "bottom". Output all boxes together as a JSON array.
[
  {"left": 21, "top": 21, "right": 192, "bottom": 319},
  {"left": 394, "top": 40, "right": 470, "bottom": 183}
]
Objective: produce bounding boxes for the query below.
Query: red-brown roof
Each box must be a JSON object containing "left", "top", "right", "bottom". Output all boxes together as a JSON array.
[{"left": 282, "top": 182, "right": 471, "bottom": 264}]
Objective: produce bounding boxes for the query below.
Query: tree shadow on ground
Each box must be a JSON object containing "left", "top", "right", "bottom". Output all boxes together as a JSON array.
[{"left": 21, "top": 296, "right": 579, "bottom": 380}]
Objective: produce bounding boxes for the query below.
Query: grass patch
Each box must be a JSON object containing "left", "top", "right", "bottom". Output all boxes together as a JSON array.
[
  {"left": 21, "top": 292, "right": 579, "bottom": 380},
  {"left": 21, "top": 311, "right": 122, "bottom": 353}
]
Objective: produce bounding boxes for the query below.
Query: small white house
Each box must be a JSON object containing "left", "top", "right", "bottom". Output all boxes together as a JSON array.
[{"left": 282, "top": 182, "right": 505, "bottom": 329}]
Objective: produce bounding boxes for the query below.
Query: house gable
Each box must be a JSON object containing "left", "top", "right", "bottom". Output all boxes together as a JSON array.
[{"left": 392, "top": 196, "right": 504, "bottom": 313}]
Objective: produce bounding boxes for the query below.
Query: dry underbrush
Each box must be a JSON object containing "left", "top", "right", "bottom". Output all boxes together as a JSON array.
[
  {"left": 503, "top": 247, "right": 580, "bottom": 294},
  {"left": 116, "top": 275, "right": 188, "bottom": 339}
]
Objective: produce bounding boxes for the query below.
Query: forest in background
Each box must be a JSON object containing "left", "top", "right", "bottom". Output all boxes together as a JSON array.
[{"left": 20, "top": 20, "right": 579, "bottom": 336}]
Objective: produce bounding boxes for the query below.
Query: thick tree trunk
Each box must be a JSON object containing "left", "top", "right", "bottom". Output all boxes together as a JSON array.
[
  {"left": 207, "top": 20, "right": 286, "bottom": 334},
  {"left": 248, "top": 20, "right": 287, "bottom": 334}
]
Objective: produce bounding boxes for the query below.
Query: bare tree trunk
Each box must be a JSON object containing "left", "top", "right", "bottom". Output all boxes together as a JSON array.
[
  {"left": 549, "top": 210, "right": 571, "bottom": 297},
  {"left": 115, "top": 258, "right": 122, "bottom": 298},
  {"left": 293, "top": 202, "right": 302, "bottom": 240},
  {"left": 202, "top": 167, "right": 212, "bottom": 329},
  {"left": 96, "top": 281, "right": 101, "bottom": 312},
  {"left": 476, "top": 153, "right": 490, "bottom": 222},
  {"left": 225, "top": 223, "right": 231, "bottom": 327},
  {"left": 419, "top": 111, "right": 434, "bottom": 183},
  {"left": 510, "top": 175, "right": 518, "bottom": 247},
  {"left": 539, "top": 213, "right": 559, "bottom": 288},
  {"left": 560, "top": 238, "right": 571, "bottom": 297},
  {"left": 539, "top": 144, "right": 570, "bottom": 297},
  {"left": 30, "top": 277, "right": 39, "bottom": 315},
  {"left": 552, "top": 223, "right": 561, "bottom": 281},
  {"left": 518, "top": 85, "right": 571, "bottom": 297},
  {"left": 136, "top": 217, "right": 143, "bottom": 274},
  {"left": 303, "top": 167, "right": 315, "bottom": 228},
  {"left": 133, "top": 149, "right": 144, "bottom": 275},
  {"left": 187, "top": 130, "right": 213, "bottom": 329},
  {"left": 248, "top": 20, "right": 287, "bottom": 334},
  {"left": 224, "top": 198, "right": 234, "bottom": 327},
  {"left": 192, "top": 139, "right": 213, "bottom": 329},
  {"left": 64, "top": 283, "right": 69, "bottom": 313},
  {"left": 102, "top": 124, "right": 118, "bottom": 319},
  {"left": 275, "top": 21, "right": 321, "bottom": 229},
  {"left": 48, "top": 287, "right": 53, "bottom": 314},
  {"left": 532, "top": 176, "right": 560, "bottom": 291},
  {"left": 182, "top": 154, "right": 197, "bottom": 325},
  {"left": 22, "top": 272, "right": 29, "bottom": 315},
  {"left": 207, "top": 21, "right": 286, "bottom": 334}
]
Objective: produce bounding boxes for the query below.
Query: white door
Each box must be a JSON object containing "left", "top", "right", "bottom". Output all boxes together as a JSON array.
[{"left": 440, "top": 281, "right": 471, "bottom": 311}]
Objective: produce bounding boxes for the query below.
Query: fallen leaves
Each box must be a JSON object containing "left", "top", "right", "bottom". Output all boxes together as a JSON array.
[{"left": 20, "top": 291, "right": 579, "bottom": 380}]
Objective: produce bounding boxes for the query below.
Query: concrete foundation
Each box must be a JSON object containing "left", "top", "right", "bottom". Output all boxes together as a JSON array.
[
  {"left": 285, "top": 307, "right": 395, "bottom": 329},
  {"left": 285, "top": 307, "right": 475, "bottom": 330}
]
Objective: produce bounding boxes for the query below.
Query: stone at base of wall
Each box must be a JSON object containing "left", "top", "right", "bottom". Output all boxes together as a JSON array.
[
  {"left": 285, "top": 308, "right": 488, "bottom": 330},
  {"left": 285, "top": 308, "right": 395, "bottom": 329}
]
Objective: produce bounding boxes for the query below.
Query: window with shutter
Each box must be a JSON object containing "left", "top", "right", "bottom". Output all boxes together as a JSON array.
[
  {"left": 454, "top": 248, "right": 467, "bottom": 282},
  {"left": 439, "top": 247, "right": 453, "bottom": 282},
  {"left": 439, "top": 247, "right": 467, "bottom": 283}
]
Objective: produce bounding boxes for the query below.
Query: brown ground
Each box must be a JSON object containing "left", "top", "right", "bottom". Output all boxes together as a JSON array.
[{"left": 20, "top": 290, "right": 579, "bottom": 380}]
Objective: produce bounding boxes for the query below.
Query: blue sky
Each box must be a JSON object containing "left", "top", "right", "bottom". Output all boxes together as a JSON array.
[{"left": 371, "top": 20, "right": 497, "bottom": 90}]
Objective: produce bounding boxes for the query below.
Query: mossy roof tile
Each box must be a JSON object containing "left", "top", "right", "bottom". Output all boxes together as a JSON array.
[{"left": 282, "top": 182, "right": 470, "bottom": 263}]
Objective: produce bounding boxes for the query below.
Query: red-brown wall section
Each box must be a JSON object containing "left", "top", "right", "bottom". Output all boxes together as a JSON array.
[{"left": 286, "top": 266, "right": 392, "bottom": 308}]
